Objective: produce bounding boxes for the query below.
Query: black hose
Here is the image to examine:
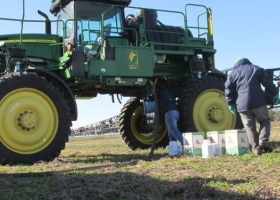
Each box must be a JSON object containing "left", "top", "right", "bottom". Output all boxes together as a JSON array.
[
  {"left": 111, "top": 94, "right": 115, "bottom": 103},
  {"left": 146, "top": 89, "right": 159, "bottom": 160},
  {"left": 117, "top": 94, "right": 122, "bottom": 104}
]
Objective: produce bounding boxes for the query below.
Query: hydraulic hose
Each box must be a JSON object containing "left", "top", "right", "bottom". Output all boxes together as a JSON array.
[
  {"left": 117, "top": 94, "right": 122, "bottom": 104},
  {"left": 146, "top": 82, "right": 159, "bottom": 160}
]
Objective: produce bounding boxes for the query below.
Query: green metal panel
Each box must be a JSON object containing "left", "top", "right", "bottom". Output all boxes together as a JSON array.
[
  {"left": 105, "top": 77, "right": 147, "bottom": 86},
  {"left": 0, "top": 34, "right": 61, "bottom": 63},
  {"left": 90, "top": 46, "right": 154, "bottom": 77},
  {"left": 114, "top": 46, "right": 154, "bottom": 77},
  {"left": 106, "top": 37, "right": 129, "bottom": 46},
  {"left": 89, "top": 60, "right": 118, "bottom": 76}
]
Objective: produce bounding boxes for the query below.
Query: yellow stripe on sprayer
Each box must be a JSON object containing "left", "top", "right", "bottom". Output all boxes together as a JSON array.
[{"left": 3, "top": 39, "right": 57, "bottom": 44}]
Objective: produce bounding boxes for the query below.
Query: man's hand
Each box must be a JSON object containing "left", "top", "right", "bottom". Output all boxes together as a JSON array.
[
  {"left": 228, "top": 104, "right": 237, "bottom": 115},
  {"left": 277, "top": 81, "right": 280, "bottom": 87},
  {"left": 273, "top": 93, "right": 280, "bottom": 105}
]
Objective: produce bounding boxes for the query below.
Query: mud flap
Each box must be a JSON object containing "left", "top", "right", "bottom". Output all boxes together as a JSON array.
[{"left": 71, "top": 51, "right": 85, "bottom": 77}]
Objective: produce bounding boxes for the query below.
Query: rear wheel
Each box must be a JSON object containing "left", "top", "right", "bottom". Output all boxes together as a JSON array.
[
  {"left": 0, "top": 73, "right": 71, "bottom": 165},
  {"left": 119, "top": 97, "right": 169, "bottom": 150},
  {"left": 178, "top": 76, "right": 243, "bottom": 134}
]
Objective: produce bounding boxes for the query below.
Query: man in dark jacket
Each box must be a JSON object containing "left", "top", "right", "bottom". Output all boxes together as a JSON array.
[
  {"left": 157, "top": 79, "right": 184, "bottom": 155},
  {"left": 225, "top": 57, "right": 280, "bottom": 156}
]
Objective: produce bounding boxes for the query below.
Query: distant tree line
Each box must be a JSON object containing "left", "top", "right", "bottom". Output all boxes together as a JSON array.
[{"left": 70, "top": 109, "right": 280, "bottom": 136}]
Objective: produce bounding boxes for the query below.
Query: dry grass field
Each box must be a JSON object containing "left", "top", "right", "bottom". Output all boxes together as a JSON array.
[{"left": 0, "top": 122, "right": 280, "bottom": 199}]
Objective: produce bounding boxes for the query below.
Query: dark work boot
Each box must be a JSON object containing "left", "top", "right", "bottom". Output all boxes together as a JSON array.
[
  {"left": 259, "top": 143, "right": 273, "bottom": 153},
  {"left": 252, "top": 148, "right": 262, "bottom": 156}
]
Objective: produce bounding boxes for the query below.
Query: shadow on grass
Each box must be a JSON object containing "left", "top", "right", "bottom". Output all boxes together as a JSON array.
[
  {"left": 60, "top": 151, "right": 165, "bottom": 164},
  {"left": 0, "top": 171, "right": 276, "bottom": 200},
  {"left": 62, "top": 141, "right": 280, "bottom": 165}
]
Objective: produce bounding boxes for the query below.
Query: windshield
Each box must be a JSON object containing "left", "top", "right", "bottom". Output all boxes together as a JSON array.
[{"left": 57, "top": 1, "right": 123, "bottom": 45}]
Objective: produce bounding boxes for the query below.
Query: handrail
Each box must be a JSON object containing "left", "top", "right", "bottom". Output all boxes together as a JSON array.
[
  {"left": 124, "top": 5, "right": 188, "bottom": 44},
  {"left": 1, "top": 2, "right": 214, "bottom": 52},
  {"left": 87, "top": 18, "right": 99, "bottom": 43},
  {"left": 197, "top": 12, "right": 206, "bottom": 37},
  {"left": 0, "top": 17, "right": 64, "bottom": 33},
  {"left": 185, "top": 4, "right": 212, "bottom": 41},
  {"left": 101, "top": 6, "right": 115, "bottom": 43},
  {"left": 0, "top": 1, "right": 66, "bottom": 45},
  {"left": 21, "top": 0, "right": 25, "bottom": 44}
]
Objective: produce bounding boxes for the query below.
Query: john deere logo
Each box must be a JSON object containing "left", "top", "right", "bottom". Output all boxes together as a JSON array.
[
  {"left": 241, "top": 138, "right": 246, "bottom": 143},
  {"left": 196, "top": 139, "right": 201, "bottom": 144},
  {"left": 184, "top": 138, "right": 189, "bottom": 145},
  {"left": 221, "top": 138, "right": 225, "bottom": 143},
  {"left": 227, "top": 136, "right": 235, "bottom": 143},
  {"left": 209, "top": 136, "right": 214, "bottom": 143},
  {"left": 128, "top": 50, "right": 139, "bottom": 69}
]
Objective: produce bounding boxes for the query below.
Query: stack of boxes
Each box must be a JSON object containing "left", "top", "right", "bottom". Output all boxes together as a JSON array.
[{"left": 182, "top": 130, "right": 249, "bottom": 156}]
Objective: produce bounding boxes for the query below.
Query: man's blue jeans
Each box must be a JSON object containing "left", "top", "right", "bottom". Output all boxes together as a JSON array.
[
  {"left": 239, "top": 105, "right": 271, "bottom": 150},
  {"left": 164, "top": 110, "right": 183, "bottom": 146}
]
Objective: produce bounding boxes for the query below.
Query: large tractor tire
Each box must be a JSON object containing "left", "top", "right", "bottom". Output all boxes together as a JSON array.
[
  {"left": 178, "top": 76, "right": 243, "bottom": 134},
  {"left": 118, "top": 97, "right": 169, "bottom": 150},
  {"left": 0, "top": 72, "right": 71, "bottom": 165}
]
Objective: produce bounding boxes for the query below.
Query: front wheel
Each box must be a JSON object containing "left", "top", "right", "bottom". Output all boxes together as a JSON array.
[
  {"left": 178, "top": 76, "right": 243, "bottom": 134},
  {"left": 0, "top": 73, "right": 71, "bottom": 165}
]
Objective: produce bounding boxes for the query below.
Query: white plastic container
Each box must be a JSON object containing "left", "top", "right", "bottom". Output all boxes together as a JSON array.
[
  {"left": 144, "top": 101, "right": 155, "bottom": 113},
  {"left": 202, "top": 140, "right": 214, "bottom": 158},
  {"left": 213, "top": 143, "right": 221, "bottom": 156},
  {"left": 168, "top": 141, "right": 178, "bottom": 156},
  {"left": 207, "top": 131, "right": 226, "bottom": 154},
  {"left": 14, "top": 62, "right": 21, "bottom": 72},
  {"left": 177, "top": 142, "right": 182, "bottom": 155}
]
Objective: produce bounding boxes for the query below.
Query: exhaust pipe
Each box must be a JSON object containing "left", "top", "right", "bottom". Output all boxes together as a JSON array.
[{"left": 38, "top": 10, "right": 51, "bottom": 34}]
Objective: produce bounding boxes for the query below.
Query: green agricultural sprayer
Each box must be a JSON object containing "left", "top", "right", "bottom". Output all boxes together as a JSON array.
[{"left": 1, "top": 0, "right": 277, "bottom": 165}]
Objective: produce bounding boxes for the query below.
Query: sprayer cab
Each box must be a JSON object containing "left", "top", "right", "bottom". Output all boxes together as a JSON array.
[
  {"left": 50, "top": 0, "right": 131, "bottom": 16},
  {"left": 50, "top": 0, "right": 130, "bottom": 52}
]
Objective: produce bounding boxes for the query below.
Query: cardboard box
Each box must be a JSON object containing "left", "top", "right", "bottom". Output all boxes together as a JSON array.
[
  {"left": 183, "top": 132, "right": 204, "bottom": 156},
  {"left": 225, "top": 130, "right": 249, "bottom": 155},
  {"left": 207, "top": 131, "right": 226, "bottom": 155}
]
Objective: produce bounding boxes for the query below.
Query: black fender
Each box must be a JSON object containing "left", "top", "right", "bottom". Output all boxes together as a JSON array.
[
  {"left": 207, "top": 71, "right": 227, "bottom": 82},
  {"left": 26, "top": 67, "right": 78, "bottom": 121}
]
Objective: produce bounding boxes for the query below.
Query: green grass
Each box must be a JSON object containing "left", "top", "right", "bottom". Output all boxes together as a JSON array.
[{"left": 1, "top": 122, "right": 280, "bottom": 199}]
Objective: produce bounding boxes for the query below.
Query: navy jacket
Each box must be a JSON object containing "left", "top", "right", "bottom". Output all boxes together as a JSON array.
[
  {"left": 157, "top": 81, "right": 178, "bottom": 114},
  {"left": 225, "top": 58, "right": 278, "bottom": 112}
]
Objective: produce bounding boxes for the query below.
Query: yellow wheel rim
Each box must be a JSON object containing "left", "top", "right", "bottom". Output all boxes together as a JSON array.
[
  {"left": 131, "top": 106, "right": 167, "bottom": 145},
  {"left": 193, "top": 89, "right": 236, "bottom": 133},
  {"left": 0, "top": 88, "right": 58, "bottom": 154}
]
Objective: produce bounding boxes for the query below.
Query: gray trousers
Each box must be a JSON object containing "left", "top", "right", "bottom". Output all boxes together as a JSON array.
[{"left": 239, "top": 105, "right": 271, "bottom": 149}]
